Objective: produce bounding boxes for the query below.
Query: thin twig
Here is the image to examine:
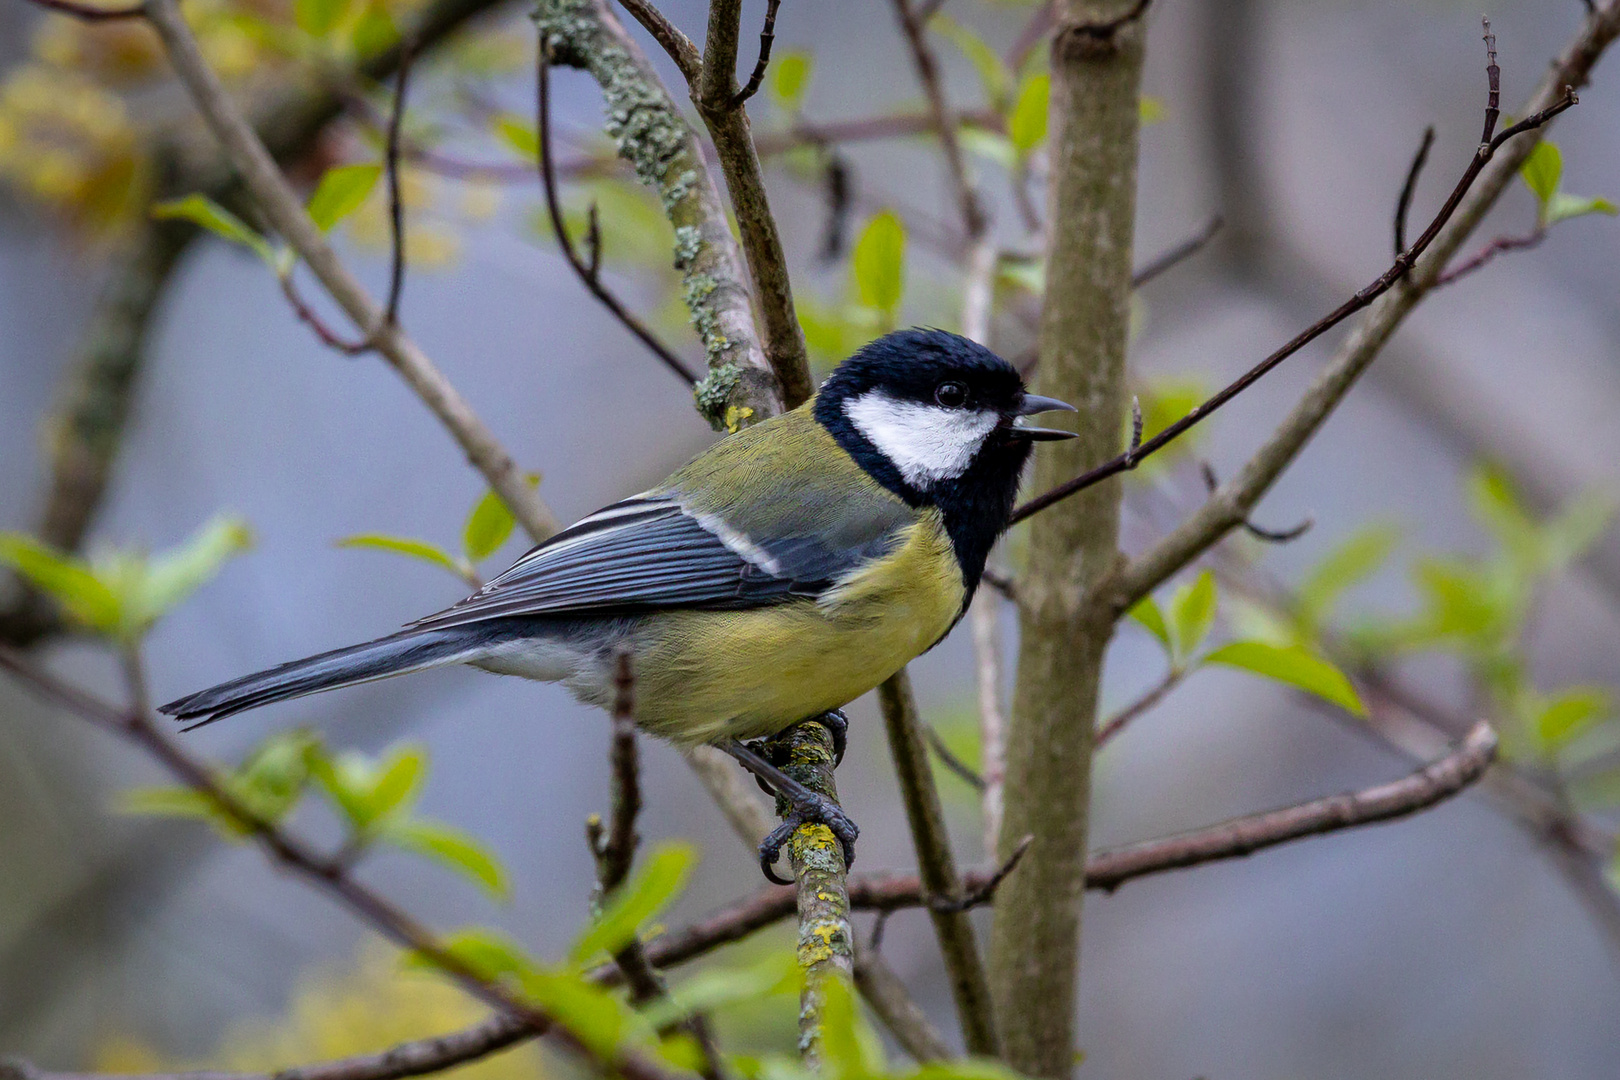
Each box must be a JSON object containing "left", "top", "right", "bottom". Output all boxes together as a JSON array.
[
  {"left": 21, "top": 0, "right": 144, "bottom": 19},
  {"left": 1093, "top": 667, "right": 1184, "bottom": 749},
  {"left": 381, "top": 39, "right": 415, "bottom": 332},
  {"left": 1482, "top": 17, "right": 1501, "bottom": 144},
  {"left": 279, "top": 273, "right": 371, "bottom": 355},
  {"left": 590, "top": 652, "right": 642, "bottom": 894},
  {"left": 1394, "top": 126, "right": 1436, "bottom": 257},
  {"left": 1199, "top": 462, "right": 1313, "bottom": 543},
  {"left": 614, "top": 0, "right": 704, "bottom": 83},
  {"left": 1010, "top": 83, "right": 1581, "bottom": 526},
  {"left": 536, "top": 32, "right": 697, "bottom": 385},
  {"left": 142, "top": 0, "right": 560, "bottom": 541},
  {"left": 731, "top": 0, "right": 782, "bottom": 107},
  {"left": 922, "top": 721, "right": 985, "bottom": 791},
  {"left": 929, "top": 835, "right": 1031, "bottom": 913},
  {"left": 1435, "top": 229, "right": 1547, "bottom": 285},
  {"left": 0, "top": 647, "right": 683, "bottom": 1080},
  {"left": 1131, "top": 215, "right": 1224, "bottom": 288},
  {"left": 893, "top": 0, "right": 987, "bottom": 238}
]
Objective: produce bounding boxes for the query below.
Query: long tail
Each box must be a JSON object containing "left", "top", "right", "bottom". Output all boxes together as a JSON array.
[{"left": 158, "top": 628, "right": 487, "bottom": 729}]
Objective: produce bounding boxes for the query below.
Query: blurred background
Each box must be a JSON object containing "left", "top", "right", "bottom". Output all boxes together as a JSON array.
[{"left": 2, "top": 0, "right": 1619, "bottom": 1077}]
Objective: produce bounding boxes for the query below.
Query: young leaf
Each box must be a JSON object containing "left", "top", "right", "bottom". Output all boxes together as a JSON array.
[
  {"left": 335, "top": 534, "right": 472, "bottom": 583},
  {"left": 1204, "top": 641, "right": 1366, "bottom": 715},
  {"left": 852, "top": 210, "right": 906, "bottom": 317},
  {"left": 493, "top": 113, "right": 539, "bottom": 160},
  {"left": 406, "top": 927, "right": 536, "bottom": 981},
  {"left": 1298, "top": 523, "right": 1399, "bottom": 628},
  {"left": 642, "top": 954, "right": 797, "bottom": 1031},
  {"left": 307, "top": 163, "right": 382, "bottom": 231},
  {"left": 1534, "top": 687, "right": 1610, "bottom": 751},
  {"left": 387, "top": 818, "right": 510, "bottom": 899},
  {"left": 295, "top": 0, "right": 352, "bottom": 36},
  {"left": 569, "top": 841, "right": 697, "bottom": 965},
  {"left": 1140, "top": 95, "right": 1166, "bottom": 124},
  {"left": 1544, "top": 192, "right": 1618, "bottom": 226},
  {"left": 957, "top": 125, "right": 1018, "bottom": 170},
  {"left": 152, "top": 195, "right": 275, "bottom": 264},
  {"left": 769, "top": 49, "right": 813, "bottom": 110},
  {"left": 234, "top": 730, "right": 318, "bottom": 824},
  {"left": 931, "top": 15, "right": 1011, "bottom": 109},
  {"left": 462, "top": 473, "right": 541, "bottom": 563},
  {"left": 117, "top": 786, "right": 244, "bottom": 833},
  {"left": 0, "top": 533, "right": 120, "bottom": 632},
  {"left": 1168, "top": 571, "right": 1217, "bottom": 661},
  {"left": 1127, "top": 594, "right": 1172, "bottom": 653},
  {"left": 135, "top": 516, "right": 253, "bottom": 627},
  {"left": 521, "top": 969, "right": 639, "bottom": 1060},
  {"left": 1008, "top": 73, "right": 1050, "bottom": 155},
  {"left": 360, "top": 745, "right": 427, "bottom": 826},
  {"left": 1519, "top": 141, "right": 1562, "bottom": 206}
]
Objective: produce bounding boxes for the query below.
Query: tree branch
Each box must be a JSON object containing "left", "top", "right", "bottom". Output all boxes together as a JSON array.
[
  {"left": 731, "top": 0, "right": 781, "bottom": 107},
  {"left": 535, "top": 30, "right": 696, "bottom": 384},
  {"left": 852, "top": 939, "right": 956, "bottom": 1062},
  {"left": 536, "top": 0, "right": 783, "bottom": 428},
  {"left": 892, "top": 0, "right": 987, "bottom": 238},
  {"left": 141, "top": 0, "right": 561, "bottom": 541},
  {"left": 875, "top": 671, "right": 1000, "bottom": 1056},
  {"left": 614, "top": 0, "right": 703, "bottom": 83}
]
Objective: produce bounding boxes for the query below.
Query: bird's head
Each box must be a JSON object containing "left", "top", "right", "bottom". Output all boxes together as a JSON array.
[{"left": 813, "top": 328, "right": 1076, "bottom": 509}]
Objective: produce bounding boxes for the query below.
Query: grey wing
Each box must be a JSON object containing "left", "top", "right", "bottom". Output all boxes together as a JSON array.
[{"left": 408, "top": 493, "right": 903, "bottom": 631}]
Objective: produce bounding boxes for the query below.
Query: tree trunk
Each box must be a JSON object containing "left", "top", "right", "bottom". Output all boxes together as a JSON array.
[{"left": 988, "top": 4, "right": 1145, "bottom": 1075}]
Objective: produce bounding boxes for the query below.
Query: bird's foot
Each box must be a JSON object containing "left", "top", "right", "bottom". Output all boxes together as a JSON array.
[
  {"left": 757, "top": 789, "right": 858, "bottom": 886},
  {"left": 744, "top": 709, "right": 849, "bottom": 795}
]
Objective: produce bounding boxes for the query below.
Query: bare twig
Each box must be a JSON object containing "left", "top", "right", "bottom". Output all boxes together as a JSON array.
[
  {"left": 1435, "top": 229, "right": 1548, "bottom": 285},
  {"left": 1093, "top": 667, "right": 1183, "bottom": 750},
  {"left": 590, "top": 652, "right": 642, "bottom": 894},
  {"left": 1131, "top": 214, "right": 1224, "bottom": 288},
  {"left": 381, "top": 40, "right": 415, "bottom": 331},
  {"left": 1482, "top": 18, "right": 1501, "bottom": 143},
  {"left": 538, "top": 0, "right": 784, "bottom": 426},
  {"left": 731, "top": 0, "right": 782, "bottom": 107},
  {"left": 20, "top": 0, "right": 144, "bottom": 19},
  {"left": 614, "top": 0, "right": 703, "bottom": 83},
  {"left": 875, "top": 672, "right": 999, "bottom": 1055},
  {"left": 536, "top": 33, "right": 697, "bottom": 384},
  {"left": 1087, "top": 722, "right": 1499, "bottom": 890},
  {"left": 142, "top": 0, "right": 560, "bottom": 541},
  {"left": 279, "top": 273, "right": 371, "bottom": 355},
  {"left": 929, "top": 834, "right": 1031, "bottom": 914},
  {"left": 1199, "top": 462, "right": 1313, "bottom": 543},
  {"left": 0, "top": 648, "right": 683, "bottom": 1080},
  {"left": 1099, "top": 0, "right": 1620, "bottom": 610},
  {"left": 923, "top": 720, "right": 984, "bottom": 791},
  {"left": 892, "top": 0, "right": 987, "bottom": 238},
  {"left": 1394, "top": 126, "right": 1436, "bottom": 257},
  {"left": 1010, "top": 80, "right": 1582, "bottom": 526}
]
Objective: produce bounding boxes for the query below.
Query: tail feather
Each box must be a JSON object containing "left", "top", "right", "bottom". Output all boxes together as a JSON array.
[{"left": 159, "top": 628, "right": 483, "bottom": 728}]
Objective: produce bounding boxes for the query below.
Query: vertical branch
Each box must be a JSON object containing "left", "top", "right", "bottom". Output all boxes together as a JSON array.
[
  {"left": 535, "top": 0, "right": 784, "bottom": 427},
  {"left": 692, "top": 0, "right": 814, "bottom": 408},
  {"left": 777, "top": 719, "right": 853, "bottom": 1068},
  {"left": 893, "top": 0, "right": 988, "bottom": 238},
  {"left": 988, "top": 3, "right": 1146, "bottom": 1076},
  {"left": 875, "top": 672, "right": 1000, "bottom": 1056}
]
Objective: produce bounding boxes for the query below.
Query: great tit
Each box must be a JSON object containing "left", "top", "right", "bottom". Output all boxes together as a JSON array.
[{"left": 160, "top": 328, "right": 1076, "bottom": 879}]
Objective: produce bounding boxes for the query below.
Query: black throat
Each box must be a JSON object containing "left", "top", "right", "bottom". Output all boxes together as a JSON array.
[{"left": 812, "top": 393, "right": 1033, "bottom": 602}]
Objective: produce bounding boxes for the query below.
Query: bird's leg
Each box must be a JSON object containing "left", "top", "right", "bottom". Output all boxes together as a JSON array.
[{"left": 721, "top": 726, "right": 858, "bottom": 885}]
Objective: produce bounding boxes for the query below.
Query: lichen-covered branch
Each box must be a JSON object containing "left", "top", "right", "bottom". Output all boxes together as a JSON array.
[{"left": 534, "top": 0, "right": 783, "bottom": 428}]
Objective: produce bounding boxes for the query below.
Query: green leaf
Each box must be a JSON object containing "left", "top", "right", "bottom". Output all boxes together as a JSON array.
[
  {"left": 931, "top": 15, "right": 1011, "bottom": 108},
  {"left": 813, "top": 977, "right": 883, "bottom": 1080},
  {"left": 1127, "top": 594, "right": 1172, "bottom": 653},
  {"left": 359, "top": 745, "right": 427, "bottom": 826},
  {"left": 521, "top": 969, "right": 639, "bottom": 1060},
  {"left": 0, "top": 533, "right": 120, "bottom": 632},
  {"left": 957, "top": 125, "right": 1018, "bottom": 169},
  {"left": 769, "top": 49, "right": 813, "bottom": 110},
  {"left": 569, "top": 841, "right": 697, "bottom": 965},
  {"left": 1298, "top": 524, "right": 1399, "bottom": 627},
  {"left": 387, "top": 818, "right": 510, "bottom": 900},
  {"left": 462, "top": 475, "right": 540, "bottom": 562},
  {"left": 307, "top": 164, "right": 382, "bottom": 231},
  {"left": 1534, "top": 687, "right": 1610, "bottom": 750},
  {"left": 152, "top": 195, "right": 275, "bottom": 264},
  {"left": 493, "top": 113, "right": 539, "bottom": 160},
  {"left": 852, "top": 210, "right": 906, "bottom": 316},
  {"left": 295, "top": 0, "right": 351, "bottom": 36},
  {"left": 234, "top": 730, "right": 318, "bottom": 823},
  {"left": 1520, "top": 141, "right": 1562, "bottom": 206},
  {"left": 335, "top": 534, "right": 472, "bottom": 583},
  {"left": 642, "top": 954, "right": 797, "bottom": 1031},
  {"left": 1205, "top": 641, "right": 1366, "bottom": 715},
  {"left": 1545, "top": 192, "right": 1619, "bottom": 226},
  {"left": 1168, "top": 571, "right": 1217, "bottom": 660},
  {"left": 1007, "top": 73, "right": 1049, "bottom": 154},
  {"left": 1140, "top": 95, "right": 1166, "bottom": 124},
  {"left": 118, "top": 785, "right": 232, "bottom": 823},
  {"left": 427, "top": 927, "right": 535, "bottom": 981},
  {"left": 135, "top": 516, "right": 253, "bottom": 628}
]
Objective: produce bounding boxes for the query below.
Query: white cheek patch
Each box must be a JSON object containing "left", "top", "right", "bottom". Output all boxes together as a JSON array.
[{"left": 844, "top": 391, "right": 999, "bottom": 487}]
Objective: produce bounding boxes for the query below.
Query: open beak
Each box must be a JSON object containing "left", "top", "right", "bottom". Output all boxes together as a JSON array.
[{"left": 1010, "top": 393, "right": 1079, "bottom": 441}]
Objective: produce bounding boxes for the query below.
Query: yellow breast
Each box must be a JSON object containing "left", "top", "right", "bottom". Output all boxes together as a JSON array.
[{"left": 630, "top": 509, "right": 965, "bottom": 745}]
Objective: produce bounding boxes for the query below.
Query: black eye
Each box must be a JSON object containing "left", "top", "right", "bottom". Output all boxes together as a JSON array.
[{"left": 935, "top": 381, "right": 968, "bottom": 408}]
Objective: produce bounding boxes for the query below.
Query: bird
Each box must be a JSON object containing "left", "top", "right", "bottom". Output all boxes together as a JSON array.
[{"left": 160, "top": 328, "right": 1077, "bottom": 881}]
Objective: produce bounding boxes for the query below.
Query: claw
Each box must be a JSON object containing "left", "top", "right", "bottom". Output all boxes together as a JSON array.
[{"left": 756, "top": 786, "right": 859, "bottom": 884}]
